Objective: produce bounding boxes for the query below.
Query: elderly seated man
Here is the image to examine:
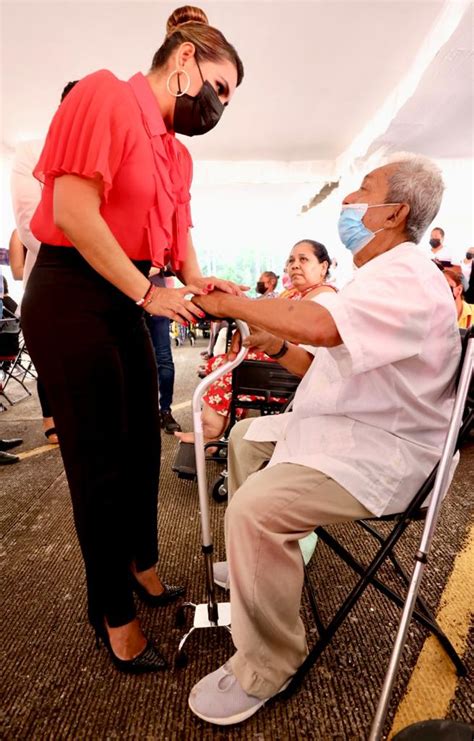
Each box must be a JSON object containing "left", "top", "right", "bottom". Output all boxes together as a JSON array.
[{"left": 188, "top": 153, "right": 460, "bottom": 726}]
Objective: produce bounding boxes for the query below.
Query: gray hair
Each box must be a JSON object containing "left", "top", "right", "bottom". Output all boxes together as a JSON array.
[{"left": 384, "top": 152, "right": 444, "bottom": 244}]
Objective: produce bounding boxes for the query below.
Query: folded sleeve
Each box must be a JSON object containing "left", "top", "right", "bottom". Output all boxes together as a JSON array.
[
  {"left": 315, "top": 262, "right": 431, "bottom": 376},
  {"left": 33, "top": 71, "right": 130, "bottom": 200}
]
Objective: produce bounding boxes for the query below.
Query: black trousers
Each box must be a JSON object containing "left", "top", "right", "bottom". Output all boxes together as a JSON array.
[
  {"left": 21, "top": 246, "right": 161, "bottom": 627},
  {"left": 37, "top": 377, "right": 52, "bottom": 418}
]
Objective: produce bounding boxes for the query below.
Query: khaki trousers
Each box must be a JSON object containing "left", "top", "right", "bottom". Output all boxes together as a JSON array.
[{"left": 226, "top": 418, "right": 371, "bottom": 699}]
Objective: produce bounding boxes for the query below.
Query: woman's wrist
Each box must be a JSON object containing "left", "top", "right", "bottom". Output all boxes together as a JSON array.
[
  {"left": 131, "top": 273, "right": 154, "bottom": 304},
  {"left": 143, "top": 286, "right": 165, "bottom": 314},
  {"left": 135, "top": 282, "right": 156, "bottom": 307}
]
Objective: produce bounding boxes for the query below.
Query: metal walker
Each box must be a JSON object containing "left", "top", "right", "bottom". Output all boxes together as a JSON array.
[{"left": 175, "top": 320, "right": 250, "bottom": 666}]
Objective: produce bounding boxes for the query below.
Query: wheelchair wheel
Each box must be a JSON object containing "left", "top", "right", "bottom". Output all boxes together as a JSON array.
[
  {"left": 175, "top": 651, "right": 188, "bottom": 669},
  {"left": 175, "top": 605, "right": 187, "bottom": 628},
  {"left": 210, "top": 475, "right": 228, "bottom": 503}
]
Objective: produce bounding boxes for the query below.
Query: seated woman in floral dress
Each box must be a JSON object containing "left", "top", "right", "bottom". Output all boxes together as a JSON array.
[{"left": 175, "top": 239, "right": 336, "bottom": 445}]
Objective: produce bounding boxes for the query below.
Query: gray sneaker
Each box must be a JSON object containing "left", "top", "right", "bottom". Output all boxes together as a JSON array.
[
  {"left": 213, "top": 561, "right": 229, "bottom": 590},
  {"left": 188, "top": 661, "right": 269, "bottom": 725}
]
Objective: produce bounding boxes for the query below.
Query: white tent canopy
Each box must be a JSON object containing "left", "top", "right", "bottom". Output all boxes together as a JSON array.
[{"left": 1, "top": 0, "right": 473, "bottom": 288}]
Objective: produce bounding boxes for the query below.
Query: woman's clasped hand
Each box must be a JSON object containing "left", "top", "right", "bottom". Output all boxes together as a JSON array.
[{"left": 146, "top": 277, "right": 249, "bottom": 323}]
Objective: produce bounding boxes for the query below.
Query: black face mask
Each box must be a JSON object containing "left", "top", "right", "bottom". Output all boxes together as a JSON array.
[
  {"left": 173, "top": 60, "right": 225, "bottom": 137},
  {"left": 430, "top": 238, "right": 441, "bottom": 248},
  {"left": 256, "top": 282, "right": 267, "bottom": 295}
]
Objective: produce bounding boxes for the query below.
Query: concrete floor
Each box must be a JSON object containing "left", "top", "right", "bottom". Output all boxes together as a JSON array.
[{"left": 1, "top": 337, "right": 473, "bottom": 740}]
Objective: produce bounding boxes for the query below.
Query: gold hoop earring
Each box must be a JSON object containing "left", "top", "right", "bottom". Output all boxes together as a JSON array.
[{"left": 166, "top": 68, "right": 190, "bottom": 97}]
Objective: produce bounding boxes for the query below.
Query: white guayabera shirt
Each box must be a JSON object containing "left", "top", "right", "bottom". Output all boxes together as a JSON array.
[{"left": 245, "top": 242, "right": 461, "bottom": 516}]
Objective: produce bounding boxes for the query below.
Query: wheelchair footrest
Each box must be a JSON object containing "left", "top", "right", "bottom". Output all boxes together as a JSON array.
[{"left": 172, "top": 442, "right": 197, "bottom": 480}]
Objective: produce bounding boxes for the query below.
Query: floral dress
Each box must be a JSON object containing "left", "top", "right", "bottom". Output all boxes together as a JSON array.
[
  {"left": 202, "top": 289, "right": 301, "bottom": 419},
  {"left": 202, "top": 349, "right": 283, "bottom": 420}
]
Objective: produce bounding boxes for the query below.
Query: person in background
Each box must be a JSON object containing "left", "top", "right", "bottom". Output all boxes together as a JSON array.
[
  {"left": 146, "top": 270, "right": 182, "bottom": 434},
  {"left": 21, "top": 4, "right": 244, "bottom": 673},
  {"left": 11, "top": 81, "right": 79, "bottom": 446},
  {"left": 1, "top": 278, "right": 19, "bottom": 317},
  {"left": 461, "top": 248, "right": 474, "bottom": 303},
  {"left": 278, "top": 263, "right": 298, "bottom": 299},
  {"left": 1, "top": 278, "right": 21, "bottom": 405},
  {"left": 328, "top": 257, "right": 338, "bottom": 286},
  {"left": 0, "top": 438, "right": 23, "bottom": 465},
  {"left": 443, "top": 268, "right": 473, "bottom": 329},
  {"left": 203, "top": 270, "right": 281, "bottom": 362},
  {"left": 8, "top": 230, "right": 26, "bottom": 281},
  {"left": 0, "top": 272, "right": 23, "bottom": 465},
  {"left": 429, "top": 226, "right": 453, "bottom": 265},
  {"left": 11, "top": 83, "right": 78, "bottom": 286},
  {"left": 175, "top": 240, "right": 334, "bottom": 447},
  {"left": 256, "top": 271, "right": 279, "bottom": 299}
]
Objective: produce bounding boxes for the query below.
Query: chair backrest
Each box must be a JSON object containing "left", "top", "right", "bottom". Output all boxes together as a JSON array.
[
  {"left": 232, "top": 359, "right": 300, "bottom": 401},
  {"left": 228, "top": 359, "right": 301, "bottom": 432},
  {"left": 0, "top": 311, "right": 21, "bottom": 358},
  {"left": 396, "top": 327, "right": 473, "bottom": 522}
]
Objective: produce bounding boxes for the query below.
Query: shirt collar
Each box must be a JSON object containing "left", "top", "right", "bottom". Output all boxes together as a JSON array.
[
  {"left": 355, "top": 241, "right": 415, "bottom": 276},
  {"left": 128, "top": 72, "right": 167, "bottom": 137}
]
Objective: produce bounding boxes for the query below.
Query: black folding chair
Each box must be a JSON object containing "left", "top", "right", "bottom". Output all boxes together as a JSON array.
[
  {"left": 0, "top": 307, "right": 35, "bottom": 407},
  {"left": 280, "top": 328, "right": 473, "bottom": 732}
]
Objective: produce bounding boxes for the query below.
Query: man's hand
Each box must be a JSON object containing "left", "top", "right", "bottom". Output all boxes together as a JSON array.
[
  {"left": 228, "top": 330, "right": 242, "bottom": 361},
  {"left": 243, "top": 327, "right": 283, "bottom": 356},
  {"left": 223, "top": 326, "right": 284, "bottom": 361},
  {"left": 192, "top": 289, "right": 233, "bottom": 318}
]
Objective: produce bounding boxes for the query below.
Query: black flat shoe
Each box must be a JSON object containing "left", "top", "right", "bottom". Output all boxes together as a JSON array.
[
  {"left": 130, "top": 574, "right": 185, "bottom": 607},
  {"left": 94, "top": 624, "right": 168, "bottom": 674},
  {"left": 0, "top": 450, "right": 20, "bottom": 465},
  {"left": 0, "top": 438, "right": 23, "bottom": 452}
]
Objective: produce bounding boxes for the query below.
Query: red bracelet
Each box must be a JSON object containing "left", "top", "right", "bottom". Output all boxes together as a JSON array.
[{"left": 136, "top": 282, "right": 156, "bottom": 308}]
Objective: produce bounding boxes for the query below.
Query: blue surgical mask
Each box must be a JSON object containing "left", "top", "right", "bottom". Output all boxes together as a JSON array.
[{"left": 338, "top": 203, "right": 400, "bottom": 255}]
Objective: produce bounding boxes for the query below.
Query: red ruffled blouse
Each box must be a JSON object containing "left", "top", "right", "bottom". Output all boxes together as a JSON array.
[{"left": 31, "top": 70, "right": 193, "bottom": 270}]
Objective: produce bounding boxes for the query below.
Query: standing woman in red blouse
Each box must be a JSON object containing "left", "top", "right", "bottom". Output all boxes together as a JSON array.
[{"left": 21, "top": 5, "right": 244, "bottom": 673}]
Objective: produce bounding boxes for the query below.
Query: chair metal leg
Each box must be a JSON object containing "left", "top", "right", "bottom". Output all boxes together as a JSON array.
[
  {"left": 304, "top": 563, "right": 326, "bottom": 637},
  {"left": 2, "top": 356, "right": 33, "bottom": 399},
  {"left": 357, "top": 520, "right": 452, "bottom": 629},
  {"left": 358, "top": 520, "right": 410, "bottom": 583},
  {"left": 316, "top": 528, "right": 466, "bottom": 676},
  {"left": 281, "top": 517, "right": 466, "bottom": 701}
]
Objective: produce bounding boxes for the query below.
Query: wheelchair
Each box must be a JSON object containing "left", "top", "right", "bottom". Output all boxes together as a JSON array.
[
  {"left": 173, "top": 350, "right": 300, "bottom": 501},
  {"left": 208, "top": 358, "right": 300, "bottom": 501}
]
